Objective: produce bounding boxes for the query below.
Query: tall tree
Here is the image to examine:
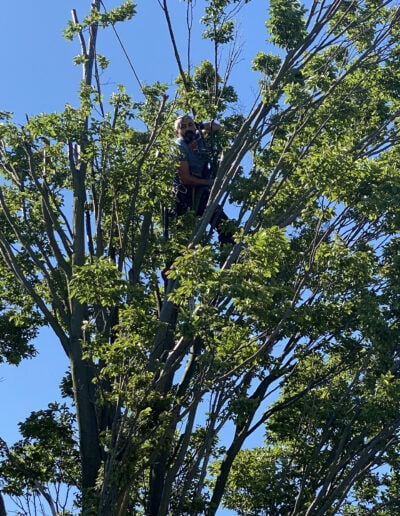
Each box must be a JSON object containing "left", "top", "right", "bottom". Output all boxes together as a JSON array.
[{"left": 1, "top": 1, "right": 400, "bottom": 514}]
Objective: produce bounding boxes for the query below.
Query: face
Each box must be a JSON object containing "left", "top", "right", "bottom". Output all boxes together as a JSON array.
[{"left": 177, "top": 118, "right": 196, "bottom": 141}]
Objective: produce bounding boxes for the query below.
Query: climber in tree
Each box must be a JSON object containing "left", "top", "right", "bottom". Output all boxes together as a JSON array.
[{"left": 173, "top": 114, "right": 233, "bottom": 244}]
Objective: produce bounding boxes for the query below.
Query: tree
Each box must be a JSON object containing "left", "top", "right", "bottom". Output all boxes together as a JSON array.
[{"left": 1, "top": 0, "right": 400, "bottom": 514}]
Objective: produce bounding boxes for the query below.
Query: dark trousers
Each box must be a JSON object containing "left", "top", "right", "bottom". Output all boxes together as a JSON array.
[{"left": 175, "top": 185, "right": 232, "bottom": 244}]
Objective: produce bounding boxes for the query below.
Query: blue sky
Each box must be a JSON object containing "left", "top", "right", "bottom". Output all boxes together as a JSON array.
[
  {"left": 1, "top": 0, "right": 269, "bottom": 122},
  {"left": 0, "top": 1, "right": 270, "bottom": 513}
]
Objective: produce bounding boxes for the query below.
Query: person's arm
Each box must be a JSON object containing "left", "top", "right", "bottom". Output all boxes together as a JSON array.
[
  {"left": 199, "top": 120, "right": 220, "bottom": 134},
  {"left": 177, "top": 160, "right": 210, "bottom": 186}
]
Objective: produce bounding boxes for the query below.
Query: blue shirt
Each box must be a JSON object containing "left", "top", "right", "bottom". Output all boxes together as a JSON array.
[{"left": 174, "top": 134, "right": 209, "bottom": 179}]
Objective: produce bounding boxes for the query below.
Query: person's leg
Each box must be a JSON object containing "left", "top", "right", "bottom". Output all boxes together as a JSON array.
[
  {"left": 175, "top": 185, "right": 193, "bottom": 216},
  {"left": 194, "top": 186, "right": 209, "bottom": 216},
  {"left": 211, "top": 207, "right": 234, "bottom": 245}
]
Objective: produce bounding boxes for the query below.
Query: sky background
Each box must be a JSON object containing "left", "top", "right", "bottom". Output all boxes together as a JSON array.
[{"left": 0, "top": 1, "right": 271, "bottom": 513}]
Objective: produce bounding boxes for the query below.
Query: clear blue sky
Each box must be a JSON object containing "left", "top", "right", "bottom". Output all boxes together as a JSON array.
[
  {"left": 1, "top": 0, "right": 268, "bottom": 122},
  {"left": 0, "top": 1, "right": 269, "bottom": 513}
]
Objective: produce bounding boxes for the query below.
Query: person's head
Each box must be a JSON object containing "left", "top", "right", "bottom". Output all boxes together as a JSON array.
[{"left": 174, "top": 115, "right": 197, "bottom": 142}]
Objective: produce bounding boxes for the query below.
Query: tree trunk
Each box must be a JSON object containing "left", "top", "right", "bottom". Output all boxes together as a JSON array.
[
  {"left": 69, "top": 324, "right": 102, "bottom": 504},
  {"left": 0, "top": 493, "right": 6, "bottom": 516}
]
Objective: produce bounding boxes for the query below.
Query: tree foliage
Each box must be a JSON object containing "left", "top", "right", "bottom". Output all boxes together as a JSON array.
[{"left": 1, "top": 0, "right": 400, "bottom": 514}]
